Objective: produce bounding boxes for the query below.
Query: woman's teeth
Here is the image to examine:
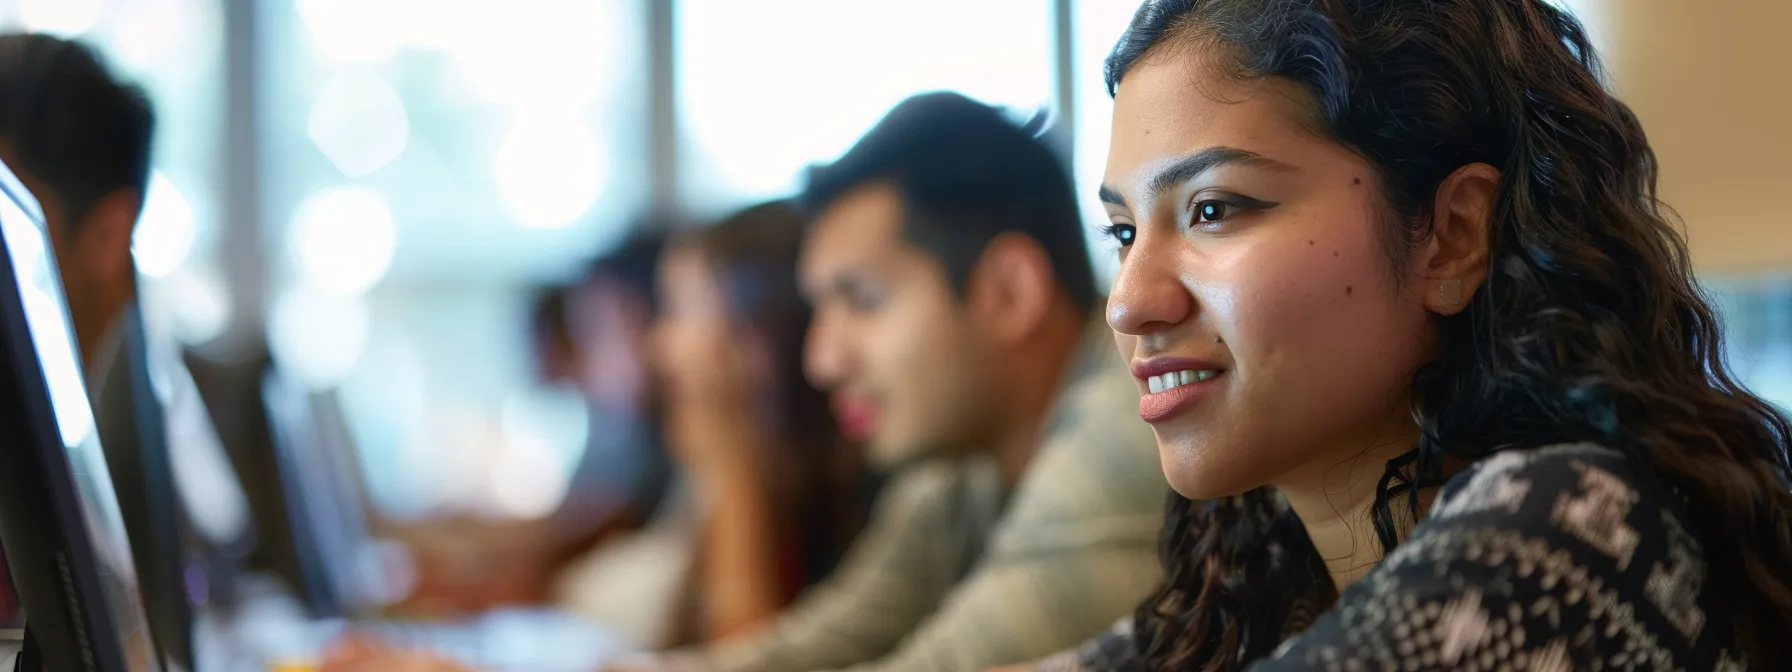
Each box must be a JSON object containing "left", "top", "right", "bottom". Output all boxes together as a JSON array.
[{"left": 1147, "top": 370, "right": 1219, "bottom": 394}]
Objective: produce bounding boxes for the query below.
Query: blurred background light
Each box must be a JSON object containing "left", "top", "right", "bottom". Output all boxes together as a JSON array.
[
  {"left": 447, "top": 0, "right": 618, "bottom": 109},
  {"left": 308, "top": 68, "right": 411, "bottom": 178},
  {"left": 487, "top": 426, "right": 570, "bottom": 520},
  {"left": 677, "top": 0, "right": 1052, "bottom": 205},
  {"left": 133, "top": 172, "right": 198, "bottom": 278},
  {"left": 493, "top": 112, "right": 607, "bottom": 230},
  {"left": 294, "top": 0, "right": 407, "bottom": 63},
  {"left": 106, "top": 0, "right": 205, "bottom": 76},
  {"left": 500, "top": 386, "right": 589, "bottom": 485},
  {"left": 288, "top": 187, "right": 397, "bottom": 295},
  {"left": 267, "top": 285, "right": 369, "bottom": 391},
  {"left": 154, "top": 267, "right": 233, "bottom": 346},
  {"left": 19, "top": 0, "right": 102, "bottom": 36},
  {"left": 338, "top": 332, "right": 432, "bottom": 518}
]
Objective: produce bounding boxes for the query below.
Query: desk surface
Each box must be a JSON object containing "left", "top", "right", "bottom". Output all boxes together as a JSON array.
[{"left": 197, "top": 576, "right": 629, "bottom": 671}]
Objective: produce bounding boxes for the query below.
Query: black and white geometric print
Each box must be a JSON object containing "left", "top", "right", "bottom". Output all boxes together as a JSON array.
[{"left": 1062, "top": 444, "right": 1751, "bottom": 672}]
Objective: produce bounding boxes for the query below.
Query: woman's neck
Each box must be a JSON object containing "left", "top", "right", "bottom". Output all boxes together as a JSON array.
[{"left": 1274, "top": 409, "right": 1422, "bottom": 593}]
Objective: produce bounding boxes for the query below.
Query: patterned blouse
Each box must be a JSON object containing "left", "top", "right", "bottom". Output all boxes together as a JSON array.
[{"left": 1046, "top": 443, "right": 1753, "bottom": 671}]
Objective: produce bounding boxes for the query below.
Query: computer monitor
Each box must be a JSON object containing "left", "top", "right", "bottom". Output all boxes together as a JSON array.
[
  {"left": 261, "top": 369, "right": 381, "bottom": 619},
  {"left": 93, "top": 301, "right": 194, "bottom": 670},
  {"left": 0, "top": 157, "right": 162, "bottom": 671}
]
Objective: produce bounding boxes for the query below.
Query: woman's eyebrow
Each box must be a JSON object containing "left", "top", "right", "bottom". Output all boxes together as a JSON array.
[{"left": 1101, "top": 146, "right": 1299, "bottom": 207}]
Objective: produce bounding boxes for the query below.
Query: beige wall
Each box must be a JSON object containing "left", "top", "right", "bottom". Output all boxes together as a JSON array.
[{"left": 1606, "top": 0, "right": 1792, "bottom": 274}]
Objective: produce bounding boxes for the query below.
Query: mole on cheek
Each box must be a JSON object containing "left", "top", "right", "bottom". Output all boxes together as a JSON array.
[
  {"left": 1345, "top": 285, "right": 1354, "bottom": 296},
  {"left": 1308, "top": 240, "right": 1315, "bottom": 246},
  {"left": 1333, "top": 251, "right": 1340, "bottom": 258},
  {"left": 1352, "top": 176, "right": 1362, "bottom": 185}
]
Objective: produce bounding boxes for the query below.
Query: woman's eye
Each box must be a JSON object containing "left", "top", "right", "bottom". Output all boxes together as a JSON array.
[
  {"left": 1102, "top": 223, "right": 1136, "bottom": 247},
  {"left": 1194, "top": 200, "right": 1229, "bottom": 223}
]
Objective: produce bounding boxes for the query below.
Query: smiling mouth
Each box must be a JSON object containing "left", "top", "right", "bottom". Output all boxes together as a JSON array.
[
  {"left": 1137, "top": 368, "right": 1225, "bottom": 423},
  {"left": 1145, "top": 368, "right": 1222, "bottom": 394}
]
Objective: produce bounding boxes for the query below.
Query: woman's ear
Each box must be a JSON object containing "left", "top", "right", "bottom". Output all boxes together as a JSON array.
[{"left": 1420, "top": 163, "right": 1498, "bottom": 315}]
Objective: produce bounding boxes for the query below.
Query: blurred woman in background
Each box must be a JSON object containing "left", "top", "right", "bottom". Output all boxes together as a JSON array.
[{"left": 648, "top": 200, "right": 875, "bottom": 644}]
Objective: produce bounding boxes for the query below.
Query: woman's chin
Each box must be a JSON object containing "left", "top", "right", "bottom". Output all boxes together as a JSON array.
[{"left": 1158, "top": 444, "right": 1256, "bottom": 501}]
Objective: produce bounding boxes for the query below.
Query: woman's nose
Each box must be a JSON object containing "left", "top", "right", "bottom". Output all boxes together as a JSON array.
[{"left": 1107, "top": 242, "right": 1193, "bottom": 337}]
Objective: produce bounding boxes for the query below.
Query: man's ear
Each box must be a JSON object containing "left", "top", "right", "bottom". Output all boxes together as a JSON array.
[
  {"left": 1420, "top": 163, "right": 1497, "bottom": 315},
  {"left": 963, "top": 232, "right": 1056, "bottom": 344},
  {"left": 72, "top": 188, "right": 141, "bottom": 286}
]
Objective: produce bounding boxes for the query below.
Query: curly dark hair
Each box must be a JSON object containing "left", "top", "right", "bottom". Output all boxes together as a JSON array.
[{"left": 1104, "top": 0, "right": 1792, "bottom": 669}]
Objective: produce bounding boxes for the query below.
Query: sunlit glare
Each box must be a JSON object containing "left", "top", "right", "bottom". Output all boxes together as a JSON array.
[
  {"left": 432, "top": 409, "right": 499, "bottom": 515},
  {"left": 134, "top": 172, "right": 198, "bottom": 278},
  {"left": 501, "top": 386, "right": 590, "bottom": 480},
  {"left": 20, "top": 0, "right": 102, "bottom": 36},
  {"left": 147, "top": 267, "right": 232, "bottom": 346},
  {"left": 488, "top": 428, "right": 571, "bottom": 519},
  {"left": 338, "top": 333, "right": 431, "bottom": 518},
  {"left": 2, "top": 198, "right": 95, "bottom": 447},
  {"left": 107, "top": 0, "right": 209, "bottom": 75},
  {"left": 493, "top": 112, "right": 608, "bottom": 229},
  {"left": 308, "top": 68, "right": 410, "bottom": 178},
  {"left": 289, "top": 187, "right": 397, "bottom": 295},
  {"left": 679, "top": 0, "right": 1051, "bottom": 200},
  {"left": 294, "top": 0, "right": 407, "bottom": 63},
  {"left": 448, "top": 0, "right": 621, "bottom": 109},
  {"left": 267, "top": 285, "right": 369, "bottom": 391}
]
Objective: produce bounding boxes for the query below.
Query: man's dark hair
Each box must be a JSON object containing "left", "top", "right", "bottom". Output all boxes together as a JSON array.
[
  {"left": 0, "top": 33, "right": 155, "bottom": 231},
  {"left": 801, "top": 91, "right": 1097, "bottom": 308}
]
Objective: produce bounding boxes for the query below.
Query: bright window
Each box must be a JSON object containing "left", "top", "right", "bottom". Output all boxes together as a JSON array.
[{"left": 677, "top": 0, "right": 1057, "bottom": 212}]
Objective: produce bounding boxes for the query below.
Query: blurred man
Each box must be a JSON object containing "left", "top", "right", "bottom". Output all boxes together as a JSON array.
[
  {"left": 0, "top": 30, "right": 180, "bottom": 667},
  {"left": 658, "top": 92, "right": 1167, "bottom": 671},
  {"left": 0, "top": 33, "right": 154, "bottom": 370}
]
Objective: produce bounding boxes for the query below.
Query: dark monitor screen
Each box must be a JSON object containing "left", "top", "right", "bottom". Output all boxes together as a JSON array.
[
  {"left": 0, "top": 550, "right": 19, "bottom": 628},
  {"left": 0, "top": 158, "right": 161, "bottom": 671},
  {"left": 262, "top": 369, "right": 379, "bottom": 619},
  {"left": 94, "top": 301, "right": 195, "bottom": 669}
]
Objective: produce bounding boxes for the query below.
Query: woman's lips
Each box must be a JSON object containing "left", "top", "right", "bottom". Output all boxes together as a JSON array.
[
  {"left": 1131, "top": 358, "right": 1227, "bottom": 423},
  {"left": 1137, "top": 372, "right": 1223, "bottom": 422}
]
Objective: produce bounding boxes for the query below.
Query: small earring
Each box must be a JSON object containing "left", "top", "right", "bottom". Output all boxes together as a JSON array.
[
  {"left": 1215, "top": 335, "right": 1224, "bottom": 344},
  {"left": 1438, "top": 278, "right": 1463, "bottom": 308}
]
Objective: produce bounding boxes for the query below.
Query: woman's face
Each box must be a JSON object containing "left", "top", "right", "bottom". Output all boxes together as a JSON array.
[
  {"left": 1102, "top": 49, "right": 1435, "bottom": 499},
  {"left": 650, "top": 245, "right": 767, "bottom": 409},
  {"left": 652, "top": 246, "right": 730, "bottom": 401}
]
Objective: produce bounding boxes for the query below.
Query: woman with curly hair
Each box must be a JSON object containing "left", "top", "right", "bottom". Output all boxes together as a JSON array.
[{"left": 1048, "top": 0, "right": 1792, "bottom": 669}]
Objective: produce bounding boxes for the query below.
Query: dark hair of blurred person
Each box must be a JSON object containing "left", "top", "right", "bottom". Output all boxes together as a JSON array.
[
  {"left": 528, "top": 283, "right": 578, "bottom": 387},
  {"left": 805, "top": 91, "right": 1097, "bottom": 315},
  {"left": 0, "top": 32, "right": 155, "bottom": 367},
  {"left": 653, "top": 200, "right": 875, "bottom": 643}
]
